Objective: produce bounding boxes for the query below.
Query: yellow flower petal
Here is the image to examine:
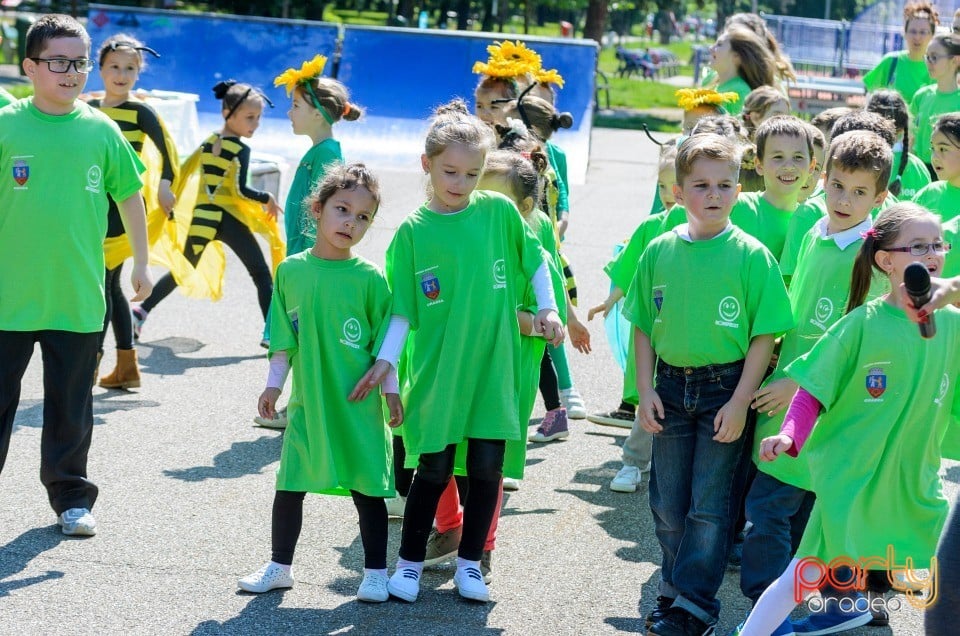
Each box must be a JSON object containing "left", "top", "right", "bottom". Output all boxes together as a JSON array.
[{"left": 273, "top": 54, "right": 328, "bottom": 96}]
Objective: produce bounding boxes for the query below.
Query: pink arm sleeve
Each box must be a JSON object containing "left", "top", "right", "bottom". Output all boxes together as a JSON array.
[{"left": 780, "top": 387, "right": 822, "bottom": 457}]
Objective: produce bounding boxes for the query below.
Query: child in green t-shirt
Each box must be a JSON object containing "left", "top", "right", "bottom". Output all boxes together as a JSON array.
[
  {"left": 737, "top": 131, "right": 892, "bottom": 633},
  {"left": 915, "top": 114, "right": 960, "bottom": 222},
  {"left": 707, "top": 26, "right": 777, "bottom": 116},
  {"left": 239, "top": 164, "right": 402, "bottom": 603},
  {"left": 864, "top": 89, "right": 931, "bottom": 199},
  {"left": 623, "top": 134, "right": 794, "bottom": 633},
  {"left": 910, "top": 33, "right": 960, "bottom": 173},
  {"left": 742, "top": 202, "right": 959, "bottom": 633},
  {"left": 0, "top": 14, "right": 151, "bottom": 537},
  {"left": 862, "top": 2, "right": 936, "bottom": 104},
  {"left": 796, "top": 123, "right": 826, "bottom": 203},
  {"left": 350, "top": 101, "right": 564, "bottom": 605}
]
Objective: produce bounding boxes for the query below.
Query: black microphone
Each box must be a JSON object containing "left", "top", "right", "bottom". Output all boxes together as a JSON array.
[{"left": 903, "top": 261, "right": 936, "bottom": 339}]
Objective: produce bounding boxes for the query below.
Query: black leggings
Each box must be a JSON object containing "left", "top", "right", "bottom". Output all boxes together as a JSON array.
[
  {"left": 539, "top": 349, "right": 561, "bottom": 411},
  {"left": 392, "top": 435, "right": 414, "bottom": 498},
  {"left": 399, "top": 439, "right": 504, "bottom": 562},
  {"left": 141, "top": 212, "right": 272, "bottom": 318},
  {"left": 271, "top": 489, "right": 388, "bottom": 569},
  {"left": 99, "top": 264, "right": 134, "bottom": 353}
]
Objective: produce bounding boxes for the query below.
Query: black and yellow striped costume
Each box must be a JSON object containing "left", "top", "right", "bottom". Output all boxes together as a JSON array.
[
  {"left": 143, "top": 133, "right": 284, "bottom": 318},
  {"left": 540, "top": 164, "right": 577, "bottom": 306}
]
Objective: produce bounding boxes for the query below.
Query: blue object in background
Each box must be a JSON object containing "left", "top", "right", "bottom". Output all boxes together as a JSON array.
[{"left": 604, "top": 243, "right": 631, "bottom": 372}]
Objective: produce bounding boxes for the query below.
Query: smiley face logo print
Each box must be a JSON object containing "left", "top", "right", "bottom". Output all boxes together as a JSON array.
[{"left": 715, "top": 295, "right": 741, "bottom": 328}]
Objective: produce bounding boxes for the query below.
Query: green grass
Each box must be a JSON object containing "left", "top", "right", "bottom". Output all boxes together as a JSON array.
[{"left": 5, "top": 84, "right": 33, "bottom": 99}]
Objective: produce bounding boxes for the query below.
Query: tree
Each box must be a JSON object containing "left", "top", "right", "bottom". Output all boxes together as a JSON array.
[{"left": 583, "top": 0, "right": 608, "bottom": 44}]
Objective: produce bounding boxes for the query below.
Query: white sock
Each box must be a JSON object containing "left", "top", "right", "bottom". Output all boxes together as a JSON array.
[
  {"left": 457, "top": 557, "right": 481, "bottom": 571},
  {"left": 365, "top": 567, "right": 388, "bottom": 578},
  {"left": 395, "top": 558, "right": 423, "bottom": 574},
  {"left": 741, "top": 558, "right": 803, "bottom": 634},
  {"left": 271, "top": 561, "right": 292, "bottom": 574}
]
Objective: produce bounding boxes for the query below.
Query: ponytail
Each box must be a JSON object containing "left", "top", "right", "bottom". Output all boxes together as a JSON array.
[{"left": 847, "top": 231, "right": 879, "bottom": 313}]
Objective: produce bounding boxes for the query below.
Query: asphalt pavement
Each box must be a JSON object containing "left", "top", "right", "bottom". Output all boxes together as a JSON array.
[{"left": 0, "top": 128, "right": 946, "bottom": 635}]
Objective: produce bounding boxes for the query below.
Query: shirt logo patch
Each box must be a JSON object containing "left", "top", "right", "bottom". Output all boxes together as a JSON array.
[
  {"left": 492, "top": 259, "right": 506, "bottom": 289},
  {"left": 866, "top": 367, "right": 886, "bottom": 399},
  {"left": 715, "top": 296, "right": 741, "bottom": 328},
  {"left": 12, "top": 160, "right": 29, "bottom": 187},
  {"left": 421, "top": 272, "right": 440, "bottom": 300},
  {"left": 341, "top": 317, "right": 362, "bottom": 349},
  {"left": 811, "top": 297, "right": 834, "bottom": 330},
  {"left": 86, "top": 165, "right": 103, "bottom": 193},
  {"left": 935, "top": 373, "right": 950, "bottom": 406},
  {"left": 653, "top": 289, "right": 664, "bottom": 313}
]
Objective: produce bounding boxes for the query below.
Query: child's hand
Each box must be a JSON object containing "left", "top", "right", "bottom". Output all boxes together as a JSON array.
[
  {"left": 385, "top": 393, "right": 404, "bottom": 428},
  {"left": 158, "top": 179, "right": 176, "bottom": 219},
  {"left": 129, "top": 262, "right": 154, "bottom": 302},
  {"left": 587, "top": 298, "right": 615, "bottom": 321},
  {"left": 751, "top": 378, "right": 798, "bottom": 417},
  {"left": 713, "top": 398, "right": 748, "bottom": 443},
  {"left": 759, "top": 434, "right": 794, "bottom": 461},
  {"left": 349, "top": 360, "right": 392, "bottom": 401},
  {"left": 265, "top": 194, "right": 282, "bottom": 220},
  {"left": 534, "top": 309, "right": 565, "bottom": 346},
  {"left": 638, "top": 388, "right": 664, "bottom": 433},
  {"left": 567, "top": 316, "right": 592, "bottom": 354},
  {"left": 258, "top": 387, "right": 282, "bottom": 419},
  {"left": 557, "top": 215, "right": 569, "bottom": 239}
]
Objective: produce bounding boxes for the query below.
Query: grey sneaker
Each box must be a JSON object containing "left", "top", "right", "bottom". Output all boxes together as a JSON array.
[
  {"left": 423, "top": 526, "right": 462, "bottom": 566},
  {"left": 529, "top": 408, "right": 569, "bottom": 442},
  {"left": 609, "top": 465, "right": 642, "bottom": 493},
  {"left": 57, "top": 508, "right": 97, "bottom": 536},
  {"left": 238, "top": 562, "right": 294, "bottom": 593},
  {"left": 587, "top": 407, "right": 635, "bottom": 428},
  {"left": 502, "top": 477, "right": 521, "bottom": 491},
  {"left": 384, "top": 495, "right": 406, "bottom": 518},
  {"left": 253, "top": 407, "right": 288, "bottom": 429},
  {"left": 357, "top": 570, "right": 389, "bottom": 602},
  {"left": 560, "top": 387, "right": 587, "bottom": 419},
  {"left": 481, "top": 550, "right": 493, "bottom": 584}
]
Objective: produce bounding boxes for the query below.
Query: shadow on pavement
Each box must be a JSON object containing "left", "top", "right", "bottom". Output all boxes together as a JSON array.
[
  {"left": 163, "top": 434, "right": 283, "bottom": 481},
  {"left": 0, "top": 527, "right": 66, "bottom": 598},
  {"left": 138, "top": 337, "right": 263, "bottom": 376},
  {"left": 13, "top": 394, "right": 161, "bottom": 431}
]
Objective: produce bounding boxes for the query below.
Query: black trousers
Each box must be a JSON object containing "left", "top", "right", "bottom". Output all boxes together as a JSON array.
[
  {"left": 100, "top": 264, "right": 134, "bottom": 352},
  {"left": 142, "top": 212, "right": 272, "bottom": 318},
  {"left": 399, "top": 439, "right": 505, "bottom": 562},
  {"left": 0, "top": 330, "right": 99, "bottom": 514}
]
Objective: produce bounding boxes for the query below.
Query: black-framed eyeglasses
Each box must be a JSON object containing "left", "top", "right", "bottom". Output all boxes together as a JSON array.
[
  {"left": 30, "top": 57, "right": 95, "bottom": 73},
  {"left": 885, "top": 242, "right": 951, "bottom": 256}
]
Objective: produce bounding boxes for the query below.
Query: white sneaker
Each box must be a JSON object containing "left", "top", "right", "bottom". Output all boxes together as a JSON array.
[
  {"left": 384, "top": 495, "right": 406, "bottom": 518},
  {"left": 253, "top": 407, "right": 287, "bottom": 429},
  {"left": 610, "top": 465, "right": 642, "bottom": 493},
  {"left": 357, "top": 570, "right": 389, "bottom": 602},
  {"left": 57, "top": 508, "right": 97, "bottom": 536},
  {"left": 238, "top": 562, "right": 294, "bottom": 593},
  {"left": 387, "top": 566, "right": 421, "bottom": 602},
  {"left": 454, "top": 565, "right": 490, "bottom": 602},
  {"left": 560, "top": 387, "right": 587, "bottom": 419},
  {"left": 502, "top": 477, "right": 521, "bottom": 491}
]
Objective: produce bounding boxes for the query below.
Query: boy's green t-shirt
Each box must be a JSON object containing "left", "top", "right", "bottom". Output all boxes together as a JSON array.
[
  {"left": 863, "top": 51, "right": 932, "bottom": 104},
  {"left": 716, "top": 75, "right": 752, "bottom": 116},
  {"left": 386, "top": 190, "right": 545, "bottom": 456},
  {"left": 623, "top": 225, "right": 794, "bottom": 367},
  {"left": 284, "top": 137, "right": 342, "bottom": 256},
  {"left": 270, "top": 252, "right": 394, "bottom": 496},
  {"left": 756, "top": 218, "right": 885, "bottom": 486},
  {"left": 891, "top": 149, "right": 931, "bottom": 199},
  {"left": 914, "top": 180, "right": 960, "bottom": 223},
  {"left": 0, "top": 87, "right": 15, "bottom": 109},
  {"left": 730, "top": 191, "right": 795, "bottom": 260},
  {"left": 910, "top": 86, "right": 960, "bottom": 164},
  {"left": 786, "top": 299, "right": 960, "bottom": 568},
  {"left": 0, "top": 100, "right": 144, "bottom": 332}
]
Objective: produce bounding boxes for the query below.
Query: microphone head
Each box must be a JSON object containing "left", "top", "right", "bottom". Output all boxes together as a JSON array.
[{"left": 903, "top": 261, "right": 932, "bottom": 297}]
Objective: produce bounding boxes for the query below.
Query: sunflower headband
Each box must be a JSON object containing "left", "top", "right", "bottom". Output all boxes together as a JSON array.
[
  {"left": 675, "top": 88, "right": 739, "bottom": 113},
  {"left": 472, "top": 40, "right": 541, "bottom": 79},
  {"left": 274, "top": 55, "right": 338, "bottom": 125}
]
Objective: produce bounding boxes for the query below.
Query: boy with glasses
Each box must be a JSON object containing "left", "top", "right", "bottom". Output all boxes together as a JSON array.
[{"left": 0, "top": 14, "right": 151, "bottom": 536}]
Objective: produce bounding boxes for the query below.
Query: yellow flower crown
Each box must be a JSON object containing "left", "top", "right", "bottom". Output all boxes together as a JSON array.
[
  {"left": 472, "top": 40, "right": 541, "bottom": 79},
  {"left": 535, "top": 68, "right": 565, "bottom": 88},
  {"left": 675, "top": 88, "right": 739, "bottom": 112},
  {"left": 274, "top": 54, "right": 328, "bottom": 95}
]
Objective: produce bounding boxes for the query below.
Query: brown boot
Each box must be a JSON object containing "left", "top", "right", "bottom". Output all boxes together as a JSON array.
[{"left": 98, "top": 349, "right": 141, "bottom": 389}]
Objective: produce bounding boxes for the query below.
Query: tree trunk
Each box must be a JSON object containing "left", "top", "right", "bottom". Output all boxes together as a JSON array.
[
  {"left": 457, "top": 0, "right": 471, "bottom": 30},
  {"left": 583, "top": 0, "right": 608, "bottom": 45}
]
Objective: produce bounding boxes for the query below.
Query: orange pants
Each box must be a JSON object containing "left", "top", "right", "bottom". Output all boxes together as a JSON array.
[{"left": 435, "top": 477, "right": 503, "bottom": 551}]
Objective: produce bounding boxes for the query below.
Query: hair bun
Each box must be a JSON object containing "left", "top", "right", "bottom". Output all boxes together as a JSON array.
[
  {"left": 554, "top": 112, "right": 574, "bottom": 130},
  {"left": 213, "top": 80, "right": 237, "bottom": 99},
  {"left": 435, "top": 98, "right": 471, "bottom": 117}
]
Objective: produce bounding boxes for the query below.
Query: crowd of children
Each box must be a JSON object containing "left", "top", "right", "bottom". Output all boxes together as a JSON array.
[{"left": 3, "top": 8, "right": 960, "bottom": 636}]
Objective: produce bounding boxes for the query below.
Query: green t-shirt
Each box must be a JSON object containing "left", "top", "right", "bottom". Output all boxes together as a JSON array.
[
  {"left": 785, "top": 299, "right": 960, "bottom": 568},
  {"left": 716, "top": 75, "right": 752, "bottom": 116},
  {"left": 910, "top": 85, "right": 960, "bottom": 164},
  {"left": 284, "top": 138, "right": 342, "bottom": 256},
  {"left": 730, "top": 191, "right": 795, "bottom": 260},
  {"left": 0, "top": 100, "right": 144, "bottom": 332},
  {"left": 0, "top": 87, "right": 15, "bottom": 108},
  {"left": 891, "top": 149, "right": 931, "bottom": 199},
  {"left": 623, "top": 225, "right": 794, "bottom": 367},
  {"left": 386, "top": 190, "right": 545, "bottom": 455},
  {"left": 863, "top": 51, "right": 932, "bottom": 104},
  {"left": 546, "top": 141, "right": 569, "bottom": 215},
  {"left": 270, "top": 252, "right": 394, "bottom": 496},
  {"left": 605, "top": 213, "right": 666, "bottom": 292},
  {"left": 914, "top": 180, "right": 960, "bottom": 223},
  {"left": 755, "top": 218, "right": 885, "bottom": 486},
  {"left": 944, "top": 216, "right": 960, "bottom": 278}
]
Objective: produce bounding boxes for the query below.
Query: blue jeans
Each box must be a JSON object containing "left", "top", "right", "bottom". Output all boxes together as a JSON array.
[
  {"left": 649, "top": 359, "right": 747, "bottom": 624},
  {"left": 741, "top": 470, "right": 816, "bottom": 603}
]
